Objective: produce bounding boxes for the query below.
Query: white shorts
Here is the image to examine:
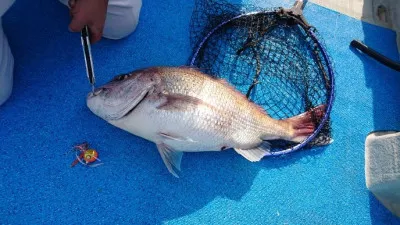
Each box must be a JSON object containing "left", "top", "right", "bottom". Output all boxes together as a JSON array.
[
  {"left": 0, "top": 0, "right": 15, "bottom": 106},
  {"left": 59, "top": 0, "right": 142, "bottom": 40}
]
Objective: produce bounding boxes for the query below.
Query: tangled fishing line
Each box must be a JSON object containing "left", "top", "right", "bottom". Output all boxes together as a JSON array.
[{"left": 189, "top": 0, "right": 335, "bottom": 155}]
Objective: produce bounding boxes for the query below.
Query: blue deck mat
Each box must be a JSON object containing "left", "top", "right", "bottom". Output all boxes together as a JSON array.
[{"left": 1, "top": 0, "right": 400, "bottom": 224}]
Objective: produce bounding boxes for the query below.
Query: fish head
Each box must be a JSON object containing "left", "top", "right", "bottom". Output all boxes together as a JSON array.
[{"left": 86, "top": 69, "right": 159, "bottom": 121}]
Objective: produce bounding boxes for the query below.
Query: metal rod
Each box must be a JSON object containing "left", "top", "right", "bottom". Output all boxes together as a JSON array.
[{"left": 81, "top": 25, "right": 96, "bottom": 90}]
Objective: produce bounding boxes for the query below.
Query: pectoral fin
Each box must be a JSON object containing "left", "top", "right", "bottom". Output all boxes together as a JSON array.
[
  {"left": 234, "top": 141, "right": 272, "bottom": 162},
  {"left": 156, "top": 143, "right": 183, "bottom": 178},
  {"left": 156, "top": 94, "right": 211, "bottom": 111}
]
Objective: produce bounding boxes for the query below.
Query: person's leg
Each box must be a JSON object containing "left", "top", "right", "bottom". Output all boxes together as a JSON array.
[
  {"left": 0, "top": 0, "right": 15, "bottom": 106},
  {"left": 59, "top": 0, "right": 142, "bottom": 40},
  {"left": 103, "top": 0, "right": 142, "bottom": 40}
]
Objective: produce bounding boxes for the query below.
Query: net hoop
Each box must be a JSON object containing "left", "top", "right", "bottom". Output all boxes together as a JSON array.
[{"left": 189, "top": 10, "right": 335, "bottom": 156}]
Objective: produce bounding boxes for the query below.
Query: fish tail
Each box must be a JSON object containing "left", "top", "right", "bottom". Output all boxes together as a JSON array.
[{"left": 281, "top": 104, "right": 326, "bottom": 143}]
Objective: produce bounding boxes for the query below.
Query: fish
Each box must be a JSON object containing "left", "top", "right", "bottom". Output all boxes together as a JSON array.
[{"left": 86, "top": 66, "right": 326, "bottom": 177}]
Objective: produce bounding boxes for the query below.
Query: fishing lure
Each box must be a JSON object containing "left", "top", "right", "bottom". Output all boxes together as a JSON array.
[{"left": 71, "top": 142, "right": 103, "bottom": 167}]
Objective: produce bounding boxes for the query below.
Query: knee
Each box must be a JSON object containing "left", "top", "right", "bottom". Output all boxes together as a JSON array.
[
  {"left": 0, "top": 43, "right": 14, "bottom": 107},
  {"left": 0, "top": 1, "right": 16, "bottom": 106},
  {"left": 103, "top": 0, "right": 142, "bottom": 40},
  {"left": 0, "top": 0, "right": 15, "bottom": 16},
  {"left": 58, "top": 0, "right": 68, "bottom": 7}
]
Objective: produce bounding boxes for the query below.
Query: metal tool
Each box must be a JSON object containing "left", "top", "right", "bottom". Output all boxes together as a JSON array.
[{"left": 81, "top": 25, "right": 95, "bottom": 92}]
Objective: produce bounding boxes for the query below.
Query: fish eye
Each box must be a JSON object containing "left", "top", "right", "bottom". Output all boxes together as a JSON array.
[{"left": 115, "top": 75, "right": 125, "bottom": 81}]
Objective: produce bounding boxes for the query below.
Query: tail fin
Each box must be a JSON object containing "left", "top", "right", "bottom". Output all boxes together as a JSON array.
[{"left": 283, "top": 104, "right": 326, "bottom": 143}]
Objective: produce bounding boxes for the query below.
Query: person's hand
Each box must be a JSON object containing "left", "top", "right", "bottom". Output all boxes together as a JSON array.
[{"left": 68, "top": 0, "right": 109, "bottom": 43}]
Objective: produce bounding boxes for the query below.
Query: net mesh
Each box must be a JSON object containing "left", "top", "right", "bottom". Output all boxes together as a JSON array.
[{"left": 189, "top": 0, "right": 334, "bottom": 153}]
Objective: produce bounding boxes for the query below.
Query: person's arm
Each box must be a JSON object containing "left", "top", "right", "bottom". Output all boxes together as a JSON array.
[{"left": 68, "top": 0, "right": 109, "bottom": 43}]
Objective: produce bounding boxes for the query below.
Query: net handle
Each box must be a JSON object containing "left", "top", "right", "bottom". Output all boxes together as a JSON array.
[{"left": 292, "top": 0, "right": 305, "bottom": 13}]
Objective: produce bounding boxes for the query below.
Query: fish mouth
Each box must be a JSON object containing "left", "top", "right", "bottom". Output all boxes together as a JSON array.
[
  {"left": 87, "top": 89, "right": 103, "bottom": 99},
  {"left": 92, "top": 87, "right": 106, "bottom": 96}
]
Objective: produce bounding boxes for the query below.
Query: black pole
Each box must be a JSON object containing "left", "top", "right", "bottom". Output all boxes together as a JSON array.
[{"left": 350, "top": 40, "right": 400, "bottom": 72}]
